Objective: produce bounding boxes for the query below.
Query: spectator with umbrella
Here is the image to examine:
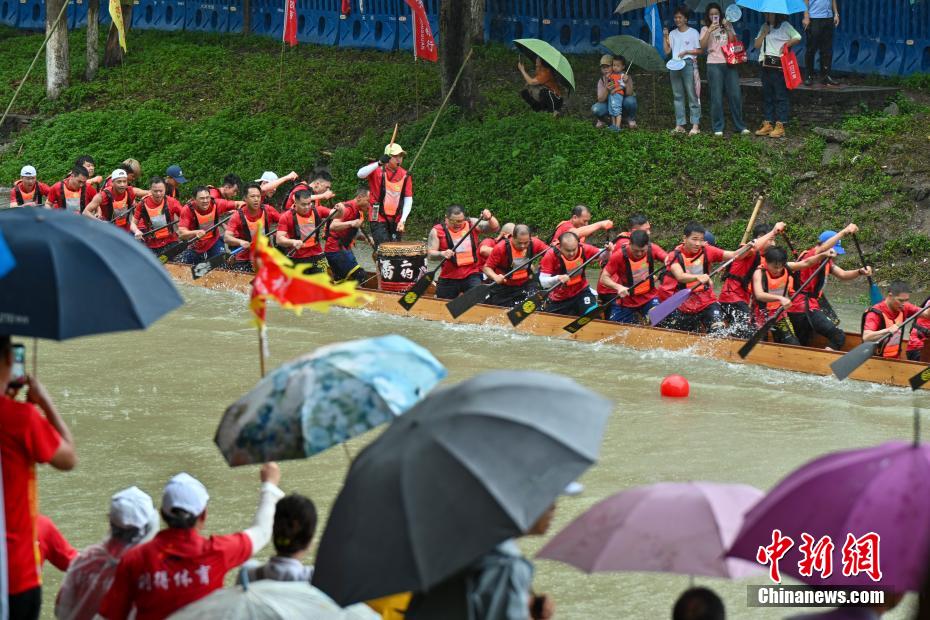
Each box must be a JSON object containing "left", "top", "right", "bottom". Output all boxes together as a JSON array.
[
  {"left": 700, "top": 3, "right": 750, "bottom": 136},
  {"left": 514, "top": 39, "right": 575, "bottom": 116},
  {"left": 664, "top": 6, "right": 704, "bottom": 136}
]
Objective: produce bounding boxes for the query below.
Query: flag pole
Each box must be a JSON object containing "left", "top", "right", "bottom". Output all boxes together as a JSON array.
[{"left": 257, "top": 326, "right": 267, "bottom": 377}]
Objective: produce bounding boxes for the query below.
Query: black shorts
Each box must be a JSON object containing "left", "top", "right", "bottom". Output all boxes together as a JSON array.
[
  {"left": 543, "top": 289, "right": 598, "bottom": 317},
  {"left": 487, "top": 282, "right": 538, "bottom": 308},
  {"left": 665, "top": 303, "right": 726, "bottom": 334},
  {"left": 436, "top": 274, "right": 483, "bottom": 299},
  {"left": 721, "top": 301, "right": 754, "bottom": 339}
]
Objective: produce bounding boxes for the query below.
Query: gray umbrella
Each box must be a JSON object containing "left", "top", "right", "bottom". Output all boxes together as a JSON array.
[{"left": 311, "top": 370, "right": 613, "bottom": 606}]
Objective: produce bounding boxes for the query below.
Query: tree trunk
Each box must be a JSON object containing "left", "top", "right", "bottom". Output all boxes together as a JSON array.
[
  {"left": 45, "top": 0, "right": 69, "bottom": 99},
  {"left": 469, "top": 0, "right": 484, "bottom": 44},
  {"left": 242, "top": 0, "right": 251, "bottom": 34},
  {"left": 439, "top": 0, "right": 478, "bottom": 115},
  {"left": 103, "top": 1, "right": 132, "bottom": 67},
  {"left": 86, "top": 0, "right": 99, "bottom": 80}
]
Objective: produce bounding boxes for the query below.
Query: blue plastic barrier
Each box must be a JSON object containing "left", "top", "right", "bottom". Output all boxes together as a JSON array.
[
  {"left": 485, "top": 0, "right": 540, "bottom": 46},
  {"left": 16, "top": 0, "right": 44, "bottom": 30},
  {"left": 186, "top": 0, "right": 227, "bottom": 31},
  {"left": 903, "top": 0, "right": 930, "bottom": 75},
  {"left": 226, "top": 0, "right": 243, "bottom": 32},
  {"left": 337, "top": 0, "right": 399, "bottom": 51},
  {"left": 538, "top": 0, "right": 619, "bottom": 54},
  {"left": 297, "top": 0, "right": 341, "bottom": 46},
  {"left": 251, "top": 0, "right": 283, "bottom": 37},
  {"left": 68, "top": 0, "right": 88, "bottom": 28},
  {"left": 0, "top": 0, "right": 17, "bottom": 26},
  {"left": 131, "top": 0, "right": 162, "bottom": 30},
  {"left": 398, "top": 0, "right": 440, "bottom": 52}
]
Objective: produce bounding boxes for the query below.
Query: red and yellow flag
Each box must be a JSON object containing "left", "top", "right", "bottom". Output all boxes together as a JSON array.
[{"left": 249, "top": 226, "right": 371, "bottom": 327}]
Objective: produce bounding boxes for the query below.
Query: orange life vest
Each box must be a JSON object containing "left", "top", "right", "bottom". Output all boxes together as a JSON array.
[
  {"left": 558, "top": 249, "right": 586, "bottom": 287},
  {"left": 379, "top": 166, "right": 409, "bottom": 219},
  {"left": 13, "top": 183, "right": 43, "bottom": 207},
  {"left": 672, "top": 248, "right": 709, "bottom": 291},
  {"left": 142, "top": 198, "right": 171, "bottom": 240},
  {"left": 504, "top": 240, "right": 533, "bottom": 284},
  {"left": 758, "top": 266, "right": 794, "bottom": 313},
  {"left": 103, "top": 189, "right": 131, "bottom": 226},
  {"left": 622, "top": 246, "right": 655, "bottom": 295},
  {"left": 442, "top": 224, "right": 479, "bottom": 267},
  {"left": 862, "top": 305, "right": 905, "bottom": 359},
  {"left": 290, "top": 204, "right": 322, "bottom": 248},
  {"left": 238, "top": 207, "right": 271, "bottom": 242}
]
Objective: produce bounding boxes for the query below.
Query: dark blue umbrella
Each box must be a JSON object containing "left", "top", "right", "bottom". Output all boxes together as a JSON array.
[
  {"left": 0, "top": 228, "right": 13, "bottom": 278},
  {"left": 0, "top": 209, "right": 183, "bottom": 339}
]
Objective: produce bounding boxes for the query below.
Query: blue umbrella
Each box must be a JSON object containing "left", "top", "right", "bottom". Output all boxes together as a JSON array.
[
  {"left": 0, "top": 209, "right": 183, "bottom": 339},
  {"left": 0, "top": 228, "right": 14, "bottom": 279},
  {"left": 737, "top": 0, "right": 806, "bottom": 14},
  {"left": 215, "top": 335, "right": 447, "bottom": 466}
]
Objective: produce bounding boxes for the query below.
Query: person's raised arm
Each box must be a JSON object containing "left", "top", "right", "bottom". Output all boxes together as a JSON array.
[
  {"left": 788, "top": 248, "right": 837, "bottom": 271},
  {"left": 518, "top": 61, "right": 537, "bottom": 85},
  {"left": 476, "top": 210, "right": 499, "bottom": 233},
  {"left": 830, "top": 262, "right": 871, "bottom": 281},
  {"left": 25, "top": 376, "right": 77, "bottom": 471},
  {"left": 357, "top": 162, "right": 379, "bottom": 179},
  {"left": 242, "top": 462, "right": 285, "bottom": 556},
  {"left": 572, "top": 220, "right": 613, "bottom": 241},
  {"left": 754, "top": 24, "right": 769, "bottom": 50},
  {"left": 663, "top": 28, "right": 672, "bottom": 55},
  {"left": 261, "top": 171, "right": 298, "bottom": 197}
]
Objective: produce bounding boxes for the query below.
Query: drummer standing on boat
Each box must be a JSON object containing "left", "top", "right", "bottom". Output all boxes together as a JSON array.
[
  {"left": 357, "top": 143, "right": 413, "bottom": 249},
  {"left": 429, "top": 205, "right": 499, "bottom": 299}
]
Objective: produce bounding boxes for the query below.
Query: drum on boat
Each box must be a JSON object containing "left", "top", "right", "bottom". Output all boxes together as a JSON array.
[{"left": 376, "top": 241, "right": 428, "bottom": 292}]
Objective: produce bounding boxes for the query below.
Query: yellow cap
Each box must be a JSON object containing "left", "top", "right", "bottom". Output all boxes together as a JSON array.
[
  {"left": 599, "top": 54, "right": 614, "bottom": 67},
  {"left": 384, "top": 143, "right": 406, "bottom": 157}
]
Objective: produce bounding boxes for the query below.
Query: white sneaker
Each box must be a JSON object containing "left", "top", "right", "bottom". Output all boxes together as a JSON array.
[
  {"left": 714, "top": 131, "right": 723, "bottom": 137},
  {"left": 740, "top": 128, "right": 751, "bottom": 135}
]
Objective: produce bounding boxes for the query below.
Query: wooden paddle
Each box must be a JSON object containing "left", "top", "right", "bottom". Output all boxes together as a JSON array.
[
  {"left": 562, "top": 264, "right": 668, "bottom": 334},
  {"left": 909, "top": 364, "right": 930, "bottom": 391},
  {"left": 738, "top": 257, "right": 832, "bottom": 359},
  {"left": 445, "top": 239, "right": 554, "bottom": 319},
  {"left": 191, "top": 227, "right": 277, "bottom": 280},
  {"left": 506, "top": 244, "right": 610, "bottom": 328},
  {"left": 739, "top": 195, "right": 764, "bottom": 245},
  {"left": 139, "top": 220, "right": 178, "bottom": 239},
  {"left": 831, "top": 301, "right": 930, "bottom": 381},
  {"left": 156, "top": 213, "right": 233, "bottom": 264},
  {"left": 647, "top": 244, "right": 755, "bottom": 327},
  {"left": 851, "top": 234, "right": 883, "bottom": 305},
  {"left": 398, "top": 216, "right": 487, "bottom": 312}
]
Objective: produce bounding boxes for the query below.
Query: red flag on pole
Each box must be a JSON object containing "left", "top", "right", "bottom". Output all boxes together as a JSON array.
[
  {"left": 283, "top": 0, "right": 298, "bottom": 46},
  {"left": 403, "top": 0, "right": 437, "bottom": 62}
]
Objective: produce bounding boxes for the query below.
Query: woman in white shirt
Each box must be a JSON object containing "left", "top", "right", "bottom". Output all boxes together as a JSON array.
[
  {"left": 753, "top": 12, "right": 801, "bottom": 139},
  {"left": 700, "top": 3, "right": 749, "bottom": 136},
  {"left": 663, "top": 6, "right": 703, "bottom": 136}
]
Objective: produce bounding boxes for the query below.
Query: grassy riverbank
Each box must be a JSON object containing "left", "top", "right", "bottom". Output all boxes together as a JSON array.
[{"left": 2, "top": 26, "right": 929, "bottom": 284}]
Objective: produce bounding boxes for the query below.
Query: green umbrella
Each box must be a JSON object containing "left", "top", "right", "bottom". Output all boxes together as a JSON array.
[
  {"left": 514, "top": 38, "right": 576, "bottom": 93},
  {"left": 614, "top": 0, "right": 656, "bottom": 13},
  {"left": 601, "top": 34, "right": 668, "bottom": 73}
]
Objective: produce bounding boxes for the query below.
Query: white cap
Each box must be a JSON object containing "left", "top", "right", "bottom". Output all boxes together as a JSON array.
[
  {"left": 255, "top": 171, "right": 278, "bottom": 184},
  {"left": 110, "top": 486, "right": 158, "bottom": 532},
  {"left": 20, "top": 165, "right": 36, "bottom": 177},
  {"left": 111, "top": 168, "right": 128, "bottom": 180},
  {"left": 563, "top": 481, "right": 584, "bottom": 496},
  {"left": 162, "top": 473, "right": 209, "bottom": 516}
]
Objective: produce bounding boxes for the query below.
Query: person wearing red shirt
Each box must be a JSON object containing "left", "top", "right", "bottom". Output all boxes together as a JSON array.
[
  {"left": 254, "top": 171, "right": 299, "bottom": 208},
  {"left": 613, "top": 213, "right": 652, "bottom": 247},
  {"left": 483, "top": 224, "right": 550, "bottom": 308},
  {"left": 10, "top": 165, "right": 51, "bottom": 207},
  {"left": 659, "top": 221, "right": 745, "bottom": 334},
  {"left": 788, "top": 224, "right": 872, "bottom": 350},
  {"left": 98, "top": 465, "right": 285, "bottom": 620},
  {"left": 477, "top": 223, "right": 514, "bottom": 278},
  {"left": 282, "top": 169, "right": 334, "bottom": 212},
  {"left": 1, "top": 335, "right": 78, "bottom": 620},
  {"left": 357, "top": 143, "right": 414, "bottom": 248},
  {"left": 224, "top": 184, "right": 282, "bottom": 272},
  {"left": 324, "top": 188, "right": 371, "bottom": 283},
  {"left": 131, "top": 177, "right": 183, "bottom": 253},
  {"left": 539, "top": 232, "right": 604, "bottom": 316},
  {"left": 276, "top": 190, "right": 340, "bottom": 274},
  {"left": 208, "top": 173, "right": 243, "bottom": 202},
  {"left": 176, "top": 186, "right": 244, "bottom": 264},
  {"left": 163, "top": 165, "right": 187, "bottom": 201},
  {"left": 83, "top": 169, "right": 141, "bottom": 233},
  {"left": 549, "top": 205, "right": 613, "bottom": 245},
  {"left": 74, "top": 155, "right": 98, "bottom": 185},
  {"left": 861, "top": 281, "right": 930, "bottom": 360},
  {"left": 908, "top": 296, "right": 930, "bottom": 361},
  {"left": 598, "top": 230, "right": 668, "bottom": 324},
  {"left": 46, "top": 166, "right": 96, "bottom": 214},
  {"left": 428, "top": 205, "right": 500, "bottom": 299},
  {"left": 38, "top": 514, "right": 77, "bottom": 572}
]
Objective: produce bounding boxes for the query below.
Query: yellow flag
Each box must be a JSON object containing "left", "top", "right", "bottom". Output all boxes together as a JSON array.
[{"left": 109, "top": 0, "right": 127, "bottom": 52}]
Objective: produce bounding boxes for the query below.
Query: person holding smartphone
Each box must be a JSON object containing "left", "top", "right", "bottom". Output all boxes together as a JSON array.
[
  {"left": 700, "top": 3, "right": 749, "bottom": 136},
  {"left": 1, "top": 335, "right": 78, "bottom": 620}
]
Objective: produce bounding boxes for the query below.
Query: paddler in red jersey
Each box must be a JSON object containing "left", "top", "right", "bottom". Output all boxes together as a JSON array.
[
  {"left": 613, "top": 213, "right": 652, "bottom": 247},
  {"left": 131, "top": 176, "right": 183, "bottom": 254},
  {"left": 224, "top": 183, "right": 282, "bottom": 272},
  {"left": 862, "top": 281, "right": 930, "bottom": 360},
  {"left": 357, "top": 142, "right": 413, "bottom": 249},
  {"left": 908, "top": 295, "right": 930, "bottom": 362},
  {"left": 164, "top": 165, "right": 187, "bottom": 201},
  {"left": 539, "top": 231, "right": 604, "bottom": 316},
  {"left": 10, "top": 165, "right": 50, "bottom": 207},
  {"left": 46, "top": 166, "right": 96, "bottom": 214},
  {"left": 658, "top": 221, "right": 750, "bottom": 334},
  {"left": 176, "top": 186, "right": 244, "bottom": 264},
  {"left": 550, "top": 204, "right": 613, "bottom": 245},
  {"left": 282, "top": 169, "right": 335, "bottom": 212},
  {"left": 483, "top": 224, "right": 550, "bottom": 308},
  {"left": 207, "top": 174, "right": 242, "bottom": 202},
  {"left": 478, "top": 223, "right": 515, "bottom": 278},
  {"left": 598, "top": 229, "right": 667, "bottom": 323},
  {"left": 83, "top": 169, "right": 140, "bottom": 232},
  {"left": 324, "top": 187, "right": 371, "bottom": 283},
  {"left": 276, "top": 190, "right": 342, "bottom": 274},
  {"left": 787, "top": 224, "right": 872, "bottom": 350},
  {"left": 429, "top": 205, "right": 500, "bottom": 299}
]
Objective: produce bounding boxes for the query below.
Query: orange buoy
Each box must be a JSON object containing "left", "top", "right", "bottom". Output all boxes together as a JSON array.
[{"left": 660, "top": 375, "right": 690, "bottom": 398}]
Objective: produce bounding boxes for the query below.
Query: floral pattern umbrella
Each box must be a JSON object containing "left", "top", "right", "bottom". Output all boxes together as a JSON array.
[{"left": 215, "top": 335, "right": 447, "bottom": 466}]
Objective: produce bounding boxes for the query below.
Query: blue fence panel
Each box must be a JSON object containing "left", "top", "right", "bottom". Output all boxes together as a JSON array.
[
  {"left": 186, "top": 0, "right": 228, "bottom": 31},
  {"left": 99, "top": 2, "right": 112, "bottom": 28},
  {"left": 68, "top": 0, "right": 88, "bottom": 28},
  {"left": 0, "top": 0, "right": 18, "bottom": 26},
  {"left": 539, "top": 0, "right": 618, "bottom": 54},
  {"left": 131, "top": 0, "right": 162, "bottom": 30},
  {"left": 903, "top": 0, "right": 930, "bottom": 75},
  {"left": 296, "top": 0, "right": 339, "bottom": 44},
  {"left": 251, "top": 0, "right": 283, "bottom": 37},
  {"left": 485, "top": 0, "right": 540, "bottom": 45},
  {"left": 16, "top": 0, "right": 44, "bottom": 30},
  {"left": 398, "top": 0, "right": 440, "bottom": 52},
  {"left": 337, "top": 0, "right": 399, "bottom": 50},
  {"left": 226, "top": 0, "right": 243, "bottom": 32}
]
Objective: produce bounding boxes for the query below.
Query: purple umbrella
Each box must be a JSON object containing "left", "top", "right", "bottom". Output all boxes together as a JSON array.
[
  {"left": 537, "top": 482, "right": 764, "bottom": 579},
  {"left": 728, "top": 441, "right": 930, "bottom": 591}
]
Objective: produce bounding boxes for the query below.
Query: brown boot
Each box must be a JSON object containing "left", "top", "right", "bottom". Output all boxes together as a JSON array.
[
  {"left": 754, "top": 121, "right": 773, "bottom": 136},
  {"left": 769, "top": 122, "right": 785, "bottom": 138}
]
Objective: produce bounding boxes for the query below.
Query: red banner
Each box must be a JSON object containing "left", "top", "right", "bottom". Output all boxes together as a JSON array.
[
  {"left": 283, "top": 0, "right": 298, "bottom": 46},
  {"left": 403, "top": 0, "right": 437, "bottom": 62}
]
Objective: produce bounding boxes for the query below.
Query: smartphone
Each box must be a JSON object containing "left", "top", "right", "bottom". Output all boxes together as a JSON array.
[
  {"left": 712, "top": 14, "right": 720, "bottom": 24},
  {"left": 9, "top": 343, "right": 26, "bottom": 389}
]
